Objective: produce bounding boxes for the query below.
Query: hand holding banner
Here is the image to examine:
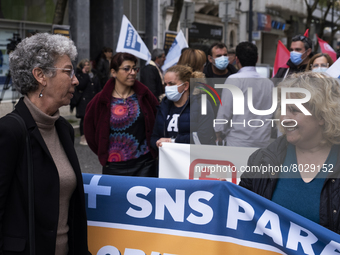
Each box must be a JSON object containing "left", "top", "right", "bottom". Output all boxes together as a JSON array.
[{"left": 116, "top": 15, "right": 151, "bottom": 63}]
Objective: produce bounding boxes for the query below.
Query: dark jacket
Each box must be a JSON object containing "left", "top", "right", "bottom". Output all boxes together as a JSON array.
[
  {"left": 96, "top": 58, "right": 110, "bottom": 88},
  {"left": 140, "top": 64, "right": 164, "bottom": 100},
  {"left": 274, "top": 59, "right": 308, "bottom": 79},
  {"left": 203, "top": 62, "right": 238, "bottom": 79},
  {"left": 84, "top": 78, "right": 159, "bottom": 166},
  {"left": 151, "top": 95, "right": 215, "bottom": 150},
  {"left": 0, "top": 98, "right": 89, "bottom": 254},
  {"left": 74, "top": 69, "right": 101, "bottom": 118},
  {"left": 239, "top": 135, "right": 340, "bottom": 234}
]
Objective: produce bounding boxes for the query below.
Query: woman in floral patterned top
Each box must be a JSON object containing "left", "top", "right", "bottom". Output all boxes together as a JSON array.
[{"left": 84, "top": 52, "right": 159, "bottom": 176}]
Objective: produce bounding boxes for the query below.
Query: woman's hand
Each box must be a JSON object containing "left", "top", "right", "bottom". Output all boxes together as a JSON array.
[{"left": 156, "top": 138, "right": 172, "bottom": 148}]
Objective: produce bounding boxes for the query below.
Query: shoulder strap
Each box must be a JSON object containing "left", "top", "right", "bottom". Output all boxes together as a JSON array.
[{"left": 7, "top": 113, "right": 35, "bottom": 255}]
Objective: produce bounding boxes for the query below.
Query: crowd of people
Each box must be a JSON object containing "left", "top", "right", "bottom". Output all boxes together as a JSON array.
[{"left": 0, "top": 31, "right": 340, "bottom": 254}]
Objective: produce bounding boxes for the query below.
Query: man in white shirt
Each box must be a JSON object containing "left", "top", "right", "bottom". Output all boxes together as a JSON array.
[{"left": 215, "top": 42, "right": 274, "bottom": 148}]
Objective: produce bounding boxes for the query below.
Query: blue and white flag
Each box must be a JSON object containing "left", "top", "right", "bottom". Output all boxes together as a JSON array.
[
  {"left": 326, "top": 56, "right": 340, "bottom": 78},
  {"left": 162, "top": 30, "right": 188, "bottom": 72},
  {"left": 116, "top": 15, "right": 151, "bottom": 63}
]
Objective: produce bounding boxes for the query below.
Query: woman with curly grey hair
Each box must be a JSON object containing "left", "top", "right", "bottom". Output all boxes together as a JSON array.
[
  {"left": 0, "top": 33, "right": 90, "bottom": 254},
  {"left": 240, "top": 71, "right": 340, "bottom": 234}
]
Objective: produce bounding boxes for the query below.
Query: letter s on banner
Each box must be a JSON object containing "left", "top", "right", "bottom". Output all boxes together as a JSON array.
[
  {"left": 126, "top": 186, "right": 152, "bottom": 218},
  {"left": 187, "top": 191, "right": 214, "bottom": 225}
]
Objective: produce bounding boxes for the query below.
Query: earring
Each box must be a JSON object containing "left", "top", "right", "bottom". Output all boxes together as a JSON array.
[{"left": 39, "top": 87, "right": 44, "bottom": 98}]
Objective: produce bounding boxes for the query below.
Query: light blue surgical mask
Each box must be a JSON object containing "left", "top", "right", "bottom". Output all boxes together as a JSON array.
[
  {"left": 312, "top": 67, "right": 328, "bottom": 73},
  {"left": 165, "top": 83, "right": 185, "bottom": 102},
  {"left": 214, "top": 56, "right": 229, "bottom": 70},
  {"left": 290, "top": 51, "right": 306, "bottom": 65}
]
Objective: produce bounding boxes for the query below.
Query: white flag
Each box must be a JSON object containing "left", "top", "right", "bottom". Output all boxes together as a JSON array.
[
  {"left": 162, "top": 30, "right": 188, "bottom": 72},
  {"left": 326, "top": 57, "right": 340, "bottom": 78},
  {"left": 116, "top": 15, "right": 151, "bottom": 63}
]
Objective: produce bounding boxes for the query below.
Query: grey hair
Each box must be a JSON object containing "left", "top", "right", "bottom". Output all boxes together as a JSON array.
[
  {"left": 151, "top": 48, "right": 165, "bottom": 61},
  {"left": 9, "top": 33, "right": 77, "bottom": 95}
]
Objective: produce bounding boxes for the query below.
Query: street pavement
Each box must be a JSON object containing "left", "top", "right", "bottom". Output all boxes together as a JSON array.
[{"left": 74, "top": 135, "right": 102, "bottom": 174}]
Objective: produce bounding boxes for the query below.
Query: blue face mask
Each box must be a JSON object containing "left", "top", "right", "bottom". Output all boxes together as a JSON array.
[
  {"left": 165, "top": 83, "right": 185, "bottom": 102},
  {"left": 214, "top": 56, "right": 229, "bottom": 70},
  {"left": 290, "top": 51, "right": 306, "bottom": 65},
  {"left": 312, "top": 67, "right": 328, "bottom": 73}
]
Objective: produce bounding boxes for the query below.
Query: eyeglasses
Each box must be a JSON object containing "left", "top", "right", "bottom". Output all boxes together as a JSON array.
[
  {"left": 46, "top": 68, "right": 75, "bottom": 78},
  {"left": 311, "top": 63, "right": 329, "bottom": 69},
  {"left": 119, "top": 67, "right": 139, "bottom": 73}
]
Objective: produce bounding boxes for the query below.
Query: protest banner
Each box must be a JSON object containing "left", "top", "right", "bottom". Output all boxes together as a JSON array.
[
  {"left": 158, "top": 143, "right": 258, "bottom": 184},
  {"left": 116, "top": 15, "right": 151, "bottom": 63},
  {"left": 83, "top": 173, "right": 340, "bottom": 255},
  {"left": 162, "top": 30, "right": 188, "bottom": 72}
]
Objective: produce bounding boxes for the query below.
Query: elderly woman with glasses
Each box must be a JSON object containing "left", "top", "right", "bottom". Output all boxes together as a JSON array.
[
  {"left": 305, "top": 53, "right": 334, "bottom": 72},
  {"left": 84, "top": 52, "right": 159, "bottom": 177},
  {"left": 0, "top": 33, "right": 90, "bottom": 254}
]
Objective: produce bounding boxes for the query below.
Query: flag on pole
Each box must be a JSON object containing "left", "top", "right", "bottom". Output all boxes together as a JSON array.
[
  {"left": 317, "top": 35, "right": 337, "bottom": 62},
  {"left": 304, "top": 29, "right": 309, "bottom": 37},
  {"left": 116, "top": 15, "right": 151, "bottom": 63},
  {"left": 162, "top": 30, "right": 188, "bottom": 72},
  {"left": 272, "top": 40, "right": 290, "bottom": 77}
]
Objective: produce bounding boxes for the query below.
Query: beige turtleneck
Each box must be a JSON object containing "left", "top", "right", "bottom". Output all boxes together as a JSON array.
[{"left": 24, "top": 96, "right": 77, "bottom": 255}]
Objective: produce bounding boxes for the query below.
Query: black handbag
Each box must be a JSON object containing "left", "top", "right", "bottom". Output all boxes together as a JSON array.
[{"left": 8, "top": 113, "right": 35, "bottom": 255}]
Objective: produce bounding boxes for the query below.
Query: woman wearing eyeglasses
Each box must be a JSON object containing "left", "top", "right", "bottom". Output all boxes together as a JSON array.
[
  {"left": 305, "top": 53, "right": 334, "bottom": 72},
  {"left": 84, "top": 52, "right": 159, "bottom": 177},
  {"left": 0, "top": 33, "right": 90, "bottom": 254}
]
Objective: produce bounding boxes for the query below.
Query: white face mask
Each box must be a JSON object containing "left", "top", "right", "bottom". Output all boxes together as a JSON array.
[
  {"left": 312, "top": 67, "right": 328, "bottom": 73},
  {"left": 165, "top": 83, "right": 185, "bottom": 102}
]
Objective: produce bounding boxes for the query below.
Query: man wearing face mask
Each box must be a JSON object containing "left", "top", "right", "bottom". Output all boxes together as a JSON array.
[
  {"left": 203, "top": 42, "right": 238, "bottom": 116},
  {"left": 274, "top": 34, "right": 313, "bottom": 79},
  {"left": 204, "top": 42, "right": 238, "bottom": 78}
]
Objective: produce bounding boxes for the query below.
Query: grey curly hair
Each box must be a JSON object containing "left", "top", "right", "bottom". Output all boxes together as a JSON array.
[{"left": 9, "top": 33, "right": 77, "bottom": 95}]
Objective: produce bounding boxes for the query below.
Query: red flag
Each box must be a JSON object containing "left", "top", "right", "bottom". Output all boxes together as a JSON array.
[
  {"left": 272, "top": 40, "right": 290, "bottom": 77},
  {"left": 317, "top": 35, "right": 337, "bottom": 62},
  {"left": 304, "top": 29, "right": 309, "bottom": 37}
]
